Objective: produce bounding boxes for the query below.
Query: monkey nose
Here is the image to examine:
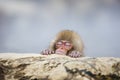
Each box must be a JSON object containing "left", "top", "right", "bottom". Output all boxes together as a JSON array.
[{"left": 60, "top": 46, "right": 65, "bottom": 49}]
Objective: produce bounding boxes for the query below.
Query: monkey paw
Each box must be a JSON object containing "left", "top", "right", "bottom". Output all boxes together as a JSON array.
[
  {"left": 41, "top": 49, "right": 54, "bottom": 55},
  {"left": 68, "top": 51, "right": 82, "bottom": 58}
]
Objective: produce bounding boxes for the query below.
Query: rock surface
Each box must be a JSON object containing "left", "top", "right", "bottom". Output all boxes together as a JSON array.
[{"left": 0, "top": 53, "right": 120, "bottom": 80}]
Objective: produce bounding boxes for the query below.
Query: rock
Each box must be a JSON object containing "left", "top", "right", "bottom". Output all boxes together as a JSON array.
[{"left": 0, "top": 53, "right": 120, "bottom": 80}]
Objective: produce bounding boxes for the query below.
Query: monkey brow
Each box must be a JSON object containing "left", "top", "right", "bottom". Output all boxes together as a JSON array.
[
  {"left": 59, "top": 40, "right": 70, "bottom": 43},
  {"left": 56, "top": 40, "right": 71, "bottom": 46}
]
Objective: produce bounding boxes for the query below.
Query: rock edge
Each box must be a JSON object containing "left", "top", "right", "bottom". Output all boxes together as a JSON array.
[{"left": 0, "top": 54, "right": 120, "bottom": 80}]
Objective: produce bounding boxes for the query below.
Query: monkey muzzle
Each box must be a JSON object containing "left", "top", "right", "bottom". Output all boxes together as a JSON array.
[{"left": 55, "top": 49, "right": 67, "bottom": 55}]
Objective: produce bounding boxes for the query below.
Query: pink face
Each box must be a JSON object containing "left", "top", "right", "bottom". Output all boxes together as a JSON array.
[{"left": 55, "top": 40, "right": 73, "bottom": 55}]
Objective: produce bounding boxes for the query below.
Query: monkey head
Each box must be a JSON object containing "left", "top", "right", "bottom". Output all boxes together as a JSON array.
[{"left": 49, "top": 30, "right": 84, "bottom": 56}]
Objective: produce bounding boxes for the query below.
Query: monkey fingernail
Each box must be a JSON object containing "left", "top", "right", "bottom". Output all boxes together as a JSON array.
[
  {"left": 48, "top": 51, "right": 51, "bottom": 54},
  {"left": 52, "top": 51, "right": 54, "bottom": 54}
]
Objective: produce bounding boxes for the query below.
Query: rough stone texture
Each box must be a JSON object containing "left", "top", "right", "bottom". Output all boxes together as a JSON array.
[{"left": 0, "top": 53, "right": 120, "bottom": 80}]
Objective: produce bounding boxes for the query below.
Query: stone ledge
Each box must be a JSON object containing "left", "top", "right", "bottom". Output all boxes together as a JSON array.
[{"left": 0, "top": 53, "right": 120, "bottom": 80}]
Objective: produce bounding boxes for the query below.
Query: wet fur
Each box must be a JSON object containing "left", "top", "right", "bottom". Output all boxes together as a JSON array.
[{"left": 49, "top": 30, "right": 84, "bottom": 56}]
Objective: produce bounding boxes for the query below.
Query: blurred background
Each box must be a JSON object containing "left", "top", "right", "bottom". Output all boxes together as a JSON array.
[{"left": 0, "top": 0, "right": 120, "bottom": 57}]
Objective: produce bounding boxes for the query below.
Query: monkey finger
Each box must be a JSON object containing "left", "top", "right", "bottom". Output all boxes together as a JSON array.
[
  {"left": 74, "top": 53, "right": 78, "bottom": 58},
  {"left": 72, "top": 51, "right": 79, "bottom": 58},
  {"left": 47, "top": 49, "right": 53, "bottom": 54},
  {"left": 71, "top": 53, "right": 76, "bottom": 57},
  {"left": 47, "top": 50, "right": 51, "bottom": 54},
  {"left": 78, "top": 52, "right": 82, "bottom": 57},
  {"left": 50, "top": 50, "right": 54, "bottom": 54},
  {"left": 68, "top": 53, "right": 73, "bottom": 57},
  {"left": 41, "top": 51, "right": 44, "bottom": 55},
  {"left": 73, "top": 51, "right": 77, "bottom": 57},
  {"left": 43, "top": 50, "right": 48, "bottom": 55},
  {"left": 42, "top": 50, "right": 47, "bottom": 55},
  {"left": 74, "top": 51, "right": 79, "bottom": 57},
  {"left": 49, "top": 50, "right": 54, "bottom": 54},
  {"left": 70, "top": 54, "right": 74, "bottom": 57},
  {"left": 46, "top": 50, "right": 50, "bottom": 55}
]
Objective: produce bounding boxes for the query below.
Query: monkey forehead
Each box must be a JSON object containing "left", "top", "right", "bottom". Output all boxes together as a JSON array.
[
  {"left": 56, "top": 39, "right": 72, "bottom": 44},
  {"left": 59, "top": 40, "right": 71, "bottom": 43},
  {"left": 55, "top": 30, "right": 74, "bottom": 40}
]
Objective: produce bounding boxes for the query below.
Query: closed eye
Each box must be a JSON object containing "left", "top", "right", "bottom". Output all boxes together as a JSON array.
[
  {"left": 65, "top": 42, "right": 71, "bottom": 46},
  {"left": 56, "top": 42, "right": 62, "bottom": 45}
]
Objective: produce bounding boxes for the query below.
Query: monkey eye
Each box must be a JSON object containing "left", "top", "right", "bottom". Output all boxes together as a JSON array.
[
  {"left": 65, "top": 42, "right": 71, "bottom": 46},
  {"left": 56, "top": 42, "right": 63, "bottom": 45},
  {"left": 56, "top": 41, "right": 71, "bottom": 46}
]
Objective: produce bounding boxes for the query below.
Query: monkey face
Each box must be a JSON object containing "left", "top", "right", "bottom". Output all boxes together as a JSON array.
[{"left": 55, "top": 40, "right": 73, "bottom": 55}]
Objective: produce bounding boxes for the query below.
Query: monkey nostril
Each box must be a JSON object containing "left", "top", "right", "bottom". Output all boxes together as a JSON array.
[
  {"left": 60, "top": 47, "right": 63, "bottom": 49},
  {"left": 60, "top": 47, "right": 64, "bottom": 49}
]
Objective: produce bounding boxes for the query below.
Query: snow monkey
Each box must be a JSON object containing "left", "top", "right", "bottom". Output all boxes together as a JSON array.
[{"left": 41, "top": 30, "right": 84, "bottom": 58}]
